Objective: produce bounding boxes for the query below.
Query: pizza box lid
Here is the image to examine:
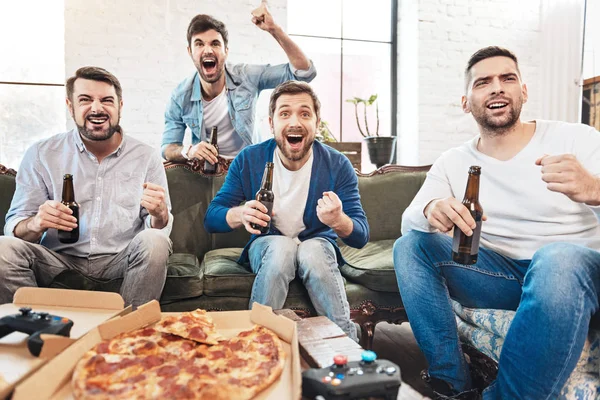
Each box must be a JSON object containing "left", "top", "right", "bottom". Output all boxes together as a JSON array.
[
  {"left": 13, "top": 302, "right": 301, "bottom": 400},
  {"left": 0, "top": 287, "right": 128, "bottom": 400}
]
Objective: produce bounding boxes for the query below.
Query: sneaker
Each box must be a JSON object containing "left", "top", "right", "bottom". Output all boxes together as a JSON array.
[{"left": 420, "top": 370, "right": 481, "bottom": 400}]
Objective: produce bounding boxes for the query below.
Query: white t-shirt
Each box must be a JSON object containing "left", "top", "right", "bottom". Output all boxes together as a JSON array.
[
  {"left": 202, "top": 89, "right": 245, "bottom": 157},
  {"left": 272, "top": 149, "right": 314, "bottom": 243},
  {"left": 402, "top": 120, "right": 600, "bottom": 260}
]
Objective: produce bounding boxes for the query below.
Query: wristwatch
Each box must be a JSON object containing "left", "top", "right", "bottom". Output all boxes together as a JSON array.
[{"left": 181, "top": 144, "right": 193, "bottom": 160}]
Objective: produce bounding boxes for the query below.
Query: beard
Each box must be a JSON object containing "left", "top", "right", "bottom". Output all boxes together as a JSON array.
[
  {"left": 275, "top": 128, "right": 314, "bottom": 162},
  {"left": 471, "top": 97, "right": 523, "bottom": 135},
  {"left": 73, "top": 109, "right": 121, "bottom": 142}
]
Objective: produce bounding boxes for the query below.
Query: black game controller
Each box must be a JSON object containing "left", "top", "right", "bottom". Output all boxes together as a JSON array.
[
  {"left": 302, "top": 350, "right": 401, "bottom": 400},
  {"left": 0, "top": 307, "right": 73, "bottom": 356}
]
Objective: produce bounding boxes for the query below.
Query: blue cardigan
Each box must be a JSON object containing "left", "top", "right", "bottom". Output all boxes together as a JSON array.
[{"left": 204, "top": 139, "right": 369, "bottom": 265}]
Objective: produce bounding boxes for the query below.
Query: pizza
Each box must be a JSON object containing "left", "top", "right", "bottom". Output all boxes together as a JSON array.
[
  {"left": 72, "top": 311, "right": 286, "bottom": 400},
  {"left": 154, "top": 309, "right": 223, "bottom": 345}
]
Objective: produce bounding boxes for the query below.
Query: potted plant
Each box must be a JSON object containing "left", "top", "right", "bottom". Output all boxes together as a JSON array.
[{"left": 346, "top": 94, "right": 396, "bottom": 168}]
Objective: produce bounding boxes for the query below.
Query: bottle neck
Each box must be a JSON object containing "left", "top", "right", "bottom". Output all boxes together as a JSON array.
[
  {"left": 62, "top": 178, "right": 76, "bottom": 202},
  {"left": 464, "top": 173, "right": 480, "bottom": 201},
  {"left": 209, "top": 128, "right": 218, "bottom": 145},
  {"left": 261, "top": 166, "right": 273, "bottom": 190}
]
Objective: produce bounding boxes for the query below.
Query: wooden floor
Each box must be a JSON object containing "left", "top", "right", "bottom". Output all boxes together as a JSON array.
[{"left": 369, "top": 322, "right": 436, "bottom": 398}]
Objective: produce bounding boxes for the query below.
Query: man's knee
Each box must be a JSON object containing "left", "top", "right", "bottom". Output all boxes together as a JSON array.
[
  {"left": 298, "top": 238, "right": 337, "bottom": 276},
  {"left": 252, "top": 236, "right": 297, "bottom": 277},
  {"left": 528, "top": 242, "right": 600, "bottom": 300},
  {"left": 393, "top": 231, "right": 441, "bottom": 273},
  {"left": 0, "top": 237, "right": 29, "bottom": 276},
  {"left": 131, "top": 230, "right": 172, "bottom": 256}
]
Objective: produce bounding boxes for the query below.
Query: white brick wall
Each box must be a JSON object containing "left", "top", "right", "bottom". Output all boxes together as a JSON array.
[
  {"left": 3, "top": 0, "right": 549, "bottom": 169},
  {"left": 416, "top": 0, "right": 543, "bottom": 164},
  {"left": 64, "top": 0, "right": 288, "bottom": 149}
]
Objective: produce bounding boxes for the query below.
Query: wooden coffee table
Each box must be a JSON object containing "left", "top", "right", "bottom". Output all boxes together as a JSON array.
[{"left": 275, "top": 310, "right": 426, "bottom": 399}]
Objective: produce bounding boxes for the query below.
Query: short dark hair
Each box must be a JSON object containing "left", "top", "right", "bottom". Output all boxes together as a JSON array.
[
  {"left": 464, "top": 46, "right": 520, "bottom": 92},
  {"left": 269, "top": 81, "right": 321, "bottom": 120},
  {"left": 187, "top": 14, "right": 228, "bottom": 48},
  {"left": 66, "top": 66, "right": 122, "bottom": 102}
]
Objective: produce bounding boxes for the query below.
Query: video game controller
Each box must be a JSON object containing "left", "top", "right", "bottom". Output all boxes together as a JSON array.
[
  {"left": 0, "top": 307, "right": 74, "bottom": 356},
  {"left": 302, "top": 350, "right": 401, "bottom": 400}
]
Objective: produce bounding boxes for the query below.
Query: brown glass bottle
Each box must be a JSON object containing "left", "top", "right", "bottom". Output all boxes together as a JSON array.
[
  {"left": 250, "top": 162, "right": 274, "bottom": 234},
  {"left": 203, "top": 126, "right": 219, "bottom": 174},
  {"left": 452, "top": 166, "right": 483, "bottom": 264},
  {"left": 58, "top": 174, "right": 80, "bottom": 244}
]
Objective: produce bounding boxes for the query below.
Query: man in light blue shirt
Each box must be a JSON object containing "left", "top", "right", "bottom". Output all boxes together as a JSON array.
[
  {"left": 0, "top": 67, "right": 173, "bottom": 308},
  {"left": 161, "top": 5, "right": 316, "bottom": 165}
]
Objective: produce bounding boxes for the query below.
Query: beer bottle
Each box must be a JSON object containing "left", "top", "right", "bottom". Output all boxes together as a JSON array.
[
  {"left": 58, "top": 174, "right": 80, "bottom": 244},
  {"left": 452, "top": 166, "right": 483, "bottom": 264},
  {"left": 250, "top": 162, "right": 274, "bottom": 234},
  {"left": 203, "top": 126, "right": 219, "bottom": 174}
]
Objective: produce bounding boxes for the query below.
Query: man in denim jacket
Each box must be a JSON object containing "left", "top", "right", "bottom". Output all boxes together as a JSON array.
[{"left": 162, "top": 5, "right": 316, "bottom": 165}]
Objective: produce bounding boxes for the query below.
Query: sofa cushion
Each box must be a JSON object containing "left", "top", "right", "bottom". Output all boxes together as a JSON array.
[
  {"left": 201, "top": 248, "right": 319, "bottom": 298},
  {"left": 161, "top": 253, "right": 203, "bottom": 302},
  {"left": 453, "top": 301, "right": 600, "bottom": 399},
  {"left": 50, "top": 252, "right": 202, "bottom": 302},
  {"left": 0, "top": 171, "right": 16, "bottom": 235},
  {"left": 339, "top": 239, "right": 399, "bottom": 293}
]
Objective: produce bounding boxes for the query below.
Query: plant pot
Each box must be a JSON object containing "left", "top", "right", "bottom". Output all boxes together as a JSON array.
[{"left": 363, "top": 136, "right": 397, "bottom": 168}]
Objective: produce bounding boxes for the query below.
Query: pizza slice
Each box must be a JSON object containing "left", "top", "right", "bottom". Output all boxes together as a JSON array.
[{"left": 153, "top": 309, "right": 223, "bottom": 345}]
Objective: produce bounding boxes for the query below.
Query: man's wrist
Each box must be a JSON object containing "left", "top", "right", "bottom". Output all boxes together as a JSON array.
[{"left": 181, "top": 144, "right": 192, "bottom": 160}]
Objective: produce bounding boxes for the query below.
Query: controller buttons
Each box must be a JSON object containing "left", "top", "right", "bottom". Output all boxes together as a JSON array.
[
  {"left": 376, "top": 366, "right": 385, "bottom": 374},
  {"left": 328, "top": 372, "right": 335, "bottom": 378},
  {"left": 361, "top": 350, "right": 377, "bottom": 364},
  {"left": 385, "top": 366, "right": 397, "bottom": 375},
  {"left": 348, "top": 368, "right": 358, "bottom": 376},
  {"left": 37, "top": 312, "right": 49, "bottom": 320},
  {"left": 322, "top": 376, "right": 332, "bottom": 383},
  {"left": 61, "top": 318, "right": 70, "bottom": 323},
  {"left": 336, "top": 373, "right": 345, "bottom": 380},
  {"left": 331, "top": 378, "right": 342, "bottom": 386},
  {"left": 333, "top": 354, "right": 348, "bottom": 367},
  {"left": 19, "top": 307, "right": 32, "bottom": 316},
  {"left": 356, "top": 369, "right": 364, "bottom": 376}
]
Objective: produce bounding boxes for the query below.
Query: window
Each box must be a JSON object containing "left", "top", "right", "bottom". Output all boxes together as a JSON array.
[
  {"left": 0, "top": 1, "right": 66, "bottom": 170},
  {"left": 286, "top": 0, "right": 396, "bottom": 170}
]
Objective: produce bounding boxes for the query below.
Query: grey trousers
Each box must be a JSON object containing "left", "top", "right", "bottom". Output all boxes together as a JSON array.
[{"left": 0, "top": 230, "right": 172, "bottom": 307}]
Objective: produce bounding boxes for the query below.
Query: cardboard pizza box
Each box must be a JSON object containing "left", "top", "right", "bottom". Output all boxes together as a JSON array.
[
  {"left": 0, "top": 287, "right": 127, "bottom": 400},
  {"left": 14, "top": 302, "right": 302, "bottom": 400}
]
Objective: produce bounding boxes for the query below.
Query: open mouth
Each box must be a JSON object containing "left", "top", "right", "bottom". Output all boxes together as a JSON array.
[
  {"left": 286, "top": 134, "right": 304, "bottom": 149},
  {"left": 202, "top": 58, "right": 217, "bottom": 74},
  {"left": 86, "top": 115, "right": 109, "bottom": 125},
  {"left": 487, "top": 102, "right": 508, "bottom": 110}
]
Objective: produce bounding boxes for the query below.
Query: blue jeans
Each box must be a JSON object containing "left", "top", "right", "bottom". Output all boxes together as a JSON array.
[
  {"left": 393, "top": 231, "right": 600, "bottom": 399},
  {"left": 248, "top": 235, "right": 357, "bottom": 341}
]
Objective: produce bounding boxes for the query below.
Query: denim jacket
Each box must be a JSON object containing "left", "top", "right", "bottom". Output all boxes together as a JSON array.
[{"left": 161, "top": 61, "right": 316, "bottom": 156}]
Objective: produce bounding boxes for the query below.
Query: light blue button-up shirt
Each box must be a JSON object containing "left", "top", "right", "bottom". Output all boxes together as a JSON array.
[
  {"left": 4, "top": 129, "right": 173, "bottom": 258},
  {"left": 161, "top": 61, "right": 317, "bottom": 156}
]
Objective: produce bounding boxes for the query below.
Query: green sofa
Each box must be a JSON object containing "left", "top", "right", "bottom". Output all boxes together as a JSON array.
[{"left": 0, "top": 160, "right": 430, "bottom": 348}]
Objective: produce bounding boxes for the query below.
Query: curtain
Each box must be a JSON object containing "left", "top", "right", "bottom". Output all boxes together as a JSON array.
[{"left": 539, "top": 0, "right": 586, "bottom": 122}]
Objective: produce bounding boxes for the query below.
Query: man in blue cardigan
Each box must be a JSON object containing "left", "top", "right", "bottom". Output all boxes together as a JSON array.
[{"left": 204, "top": 81, "right": 369, "bottom": 340}]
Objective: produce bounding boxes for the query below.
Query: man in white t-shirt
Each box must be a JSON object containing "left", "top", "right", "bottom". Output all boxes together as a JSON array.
[
  {"left": 393, "top": 46, "right": 600, "bottom": 399},
  {"left": 204, "top": 81, "right": 369, "bottom": 341}
]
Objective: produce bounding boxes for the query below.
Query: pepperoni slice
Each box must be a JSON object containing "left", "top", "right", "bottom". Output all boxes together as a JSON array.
[
  {"left": 227, "top": 357, "right": 248, "bottom": 368},
  {"left": 95, "top": 342, "right": 110, "bottom": 354},
  {"left": 95, "top": 361, "right": 120, "bottom": 375},
  {"left": 180, "top": 316, "right": 192, "bottom": 324},
  {"left": 156, "top": 365, "right": 180, "bottom": 377},
  {"left": 224, "top": 340, "right": 244, "bottom": 351},
  {"left": 141, "top": 355, "right": 164, "bottom": 369},
  {"left": 138, "top": 328, "right": 156, "bottom": 337},
  {"left": 255, "top": 334, "right": 273, "bottom": 343},
  {"left": 189, "top": 326, "right": 208, "bottom": 341}
]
